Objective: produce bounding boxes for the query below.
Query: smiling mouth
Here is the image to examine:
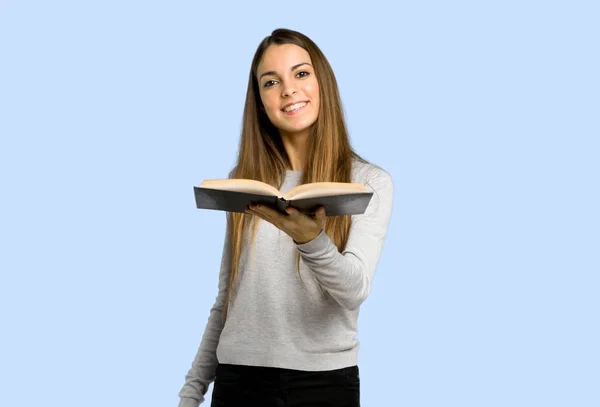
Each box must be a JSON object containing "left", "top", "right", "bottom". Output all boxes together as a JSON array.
[{"left": 281, "top": 101, "right": 308, "bottom": 114}]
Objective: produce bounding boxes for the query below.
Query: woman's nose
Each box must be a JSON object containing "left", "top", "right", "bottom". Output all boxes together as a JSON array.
[{"left": 282, "top": 85, "right": 297, "bottom": 97}]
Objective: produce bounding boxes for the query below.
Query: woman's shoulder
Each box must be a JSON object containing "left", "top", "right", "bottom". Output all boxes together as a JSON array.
[{"left": 350, "top": 156, "right": 393, "bottom": 187}]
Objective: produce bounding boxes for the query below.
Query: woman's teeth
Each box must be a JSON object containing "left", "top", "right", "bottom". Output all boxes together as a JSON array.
[{"left": 283, "top": 102, "right": 307, "bottom": 112}]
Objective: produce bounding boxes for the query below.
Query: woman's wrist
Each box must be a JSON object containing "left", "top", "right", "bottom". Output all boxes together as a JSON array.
[{"left": 293, "top": 229, "right": 322, "bottom": 245}]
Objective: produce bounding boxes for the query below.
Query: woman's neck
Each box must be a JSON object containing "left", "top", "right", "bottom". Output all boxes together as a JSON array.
[{"left": 280, "top": 132, "right": 309, "bottom": 171}]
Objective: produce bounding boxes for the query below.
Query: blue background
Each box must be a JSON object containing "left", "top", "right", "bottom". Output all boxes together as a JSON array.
[{"left": 1, "top": 1, "right": 598, "bottom": 406}]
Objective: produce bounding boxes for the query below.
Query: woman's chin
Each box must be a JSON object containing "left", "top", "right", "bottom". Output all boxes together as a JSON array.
[{"left": 278, "top": 120, "right": 317, "bottom": 136}]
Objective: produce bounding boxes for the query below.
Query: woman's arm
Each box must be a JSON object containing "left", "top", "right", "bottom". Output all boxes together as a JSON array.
[
  {"left": 177, "top": 223, "right": 231, "bottom": 407},
  {"left": 296, "top": 168, "right": 394, "bottom": 310}
]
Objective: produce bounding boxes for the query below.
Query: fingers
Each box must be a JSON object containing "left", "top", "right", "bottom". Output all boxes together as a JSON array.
[
  {"left": 246, "top": 204, "right": 326, "bottom": 243},
  {"left": 286, "top": 206, "right": 326, "bottom": 217},
  {"left": 246, "top": 204, "right": 283, "bottom": 224},
  {"left": 247, "top": 204, "right": 326, "bottom": 227},
  {"left": 285, "top": 206, "right": 302, "bottom": 216},
  {"left": 315, "top": 206, "right": 327, "bottom": 228}
]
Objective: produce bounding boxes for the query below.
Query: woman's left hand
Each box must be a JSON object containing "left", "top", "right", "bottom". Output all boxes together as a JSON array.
[{"left": 245, "top": 204, "right": 326, "bottom": 244}]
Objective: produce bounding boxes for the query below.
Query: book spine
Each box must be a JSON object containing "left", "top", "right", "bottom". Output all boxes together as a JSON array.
[{"left": 276, "top": 197, "right": 290, "bottom": 214}]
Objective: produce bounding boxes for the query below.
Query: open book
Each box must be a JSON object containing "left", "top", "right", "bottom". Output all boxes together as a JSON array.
[{"left": 194, "top": 179, "right": 373, "bottom": 216}]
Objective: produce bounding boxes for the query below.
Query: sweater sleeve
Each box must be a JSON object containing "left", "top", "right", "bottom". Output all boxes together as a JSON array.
[
  {"left": 177, "top": 221, "right": 231, "bottom": 407},
  {"left": 296, "top": 168, "right": 394, "bottom": 310}
]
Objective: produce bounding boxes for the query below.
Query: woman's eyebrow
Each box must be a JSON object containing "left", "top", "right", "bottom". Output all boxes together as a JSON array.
[{"left": 259, "top": 62, "right": 312, "bottom": 80}]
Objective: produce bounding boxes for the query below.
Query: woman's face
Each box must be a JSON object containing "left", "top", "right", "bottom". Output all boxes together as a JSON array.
[{"left": 256, "top": 44, "right": 320, "bottom": 139}]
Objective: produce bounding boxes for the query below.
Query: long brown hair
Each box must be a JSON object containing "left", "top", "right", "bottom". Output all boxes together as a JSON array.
[{"left": 221, "top": 28, "right": 368, "bottom": 324}]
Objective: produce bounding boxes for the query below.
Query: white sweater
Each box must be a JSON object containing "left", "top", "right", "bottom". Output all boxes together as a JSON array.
[{"left": 178, "top": 159, "right": 394, "bottom": 406}]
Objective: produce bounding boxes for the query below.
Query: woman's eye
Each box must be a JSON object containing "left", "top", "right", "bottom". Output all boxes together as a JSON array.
[
  {"left": 297, "top": 71, "right": 309, "bottom": 78},
  {"left": 264, "top": 80, "right": 277, "bottom": 88}
]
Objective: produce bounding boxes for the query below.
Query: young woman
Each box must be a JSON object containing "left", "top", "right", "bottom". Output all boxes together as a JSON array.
[{"left": 177, "top": 28, "right": 394, "bottom": 407}]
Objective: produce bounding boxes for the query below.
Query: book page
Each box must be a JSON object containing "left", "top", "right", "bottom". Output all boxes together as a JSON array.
[
  {"left": 283, "top": 182, "right": 367, "bottom": 200},
  {"left": 199, "top": 179, "right": 281, "bottom": 196}
]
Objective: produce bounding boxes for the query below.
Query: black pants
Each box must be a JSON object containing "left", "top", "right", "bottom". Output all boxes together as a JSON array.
[{"left": 211, "top": 363, "right": 361, "bottom": 407}]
